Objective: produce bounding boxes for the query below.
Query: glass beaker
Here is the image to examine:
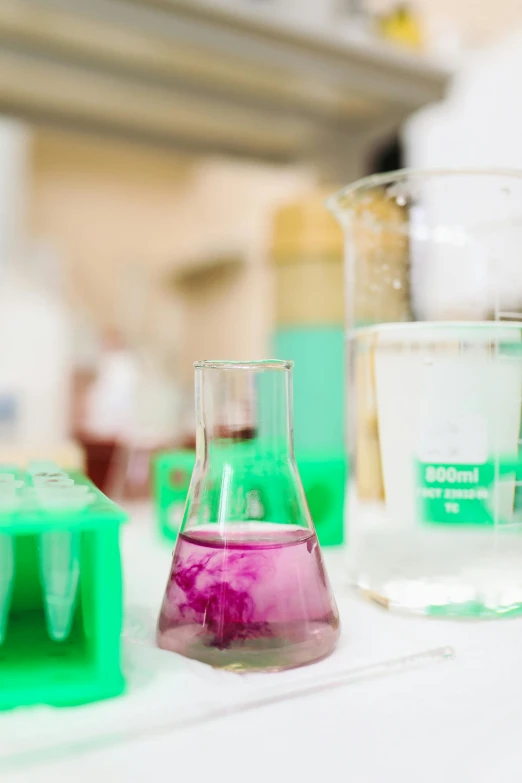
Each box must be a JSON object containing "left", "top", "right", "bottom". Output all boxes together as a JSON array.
[
  {"left": 328, "top": 169, "right": 522, "bottom": 618},
  {"left": 157, "top": 360, "right": 340, "bottom": 671}
]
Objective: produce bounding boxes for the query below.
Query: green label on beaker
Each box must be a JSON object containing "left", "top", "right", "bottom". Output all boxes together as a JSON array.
[
  {"left": 416, "top": 459, "right": 522, "bottom": 525},
  {"left": 417, "top": 462, "right": 493, "bottom": 524}
]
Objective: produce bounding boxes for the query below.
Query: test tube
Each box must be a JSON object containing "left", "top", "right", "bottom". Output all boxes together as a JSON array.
[
  {"left": 0, "top": 481, "right": 21, "bottom": 512},
  {"left": 0, "top": 534, "right": 14, "bottom": 644},
  {"left": 35, "top": 486, "right": 93, "bottom": 510},
  {"left": 38, "top": 531, "right": 80, "bottom": 642}
]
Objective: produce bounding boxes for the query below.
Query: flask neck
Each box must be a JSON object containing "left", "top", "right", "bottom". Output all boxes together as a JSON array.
[{"left": 195, "top": 363, "right": 293, "bottom": 460}]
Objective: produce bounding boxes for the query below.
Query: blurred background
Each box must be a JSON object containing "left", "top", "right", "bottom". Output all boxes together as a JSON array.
[{"left": 0, "top": 0, "right": 521, "bottom": 501}]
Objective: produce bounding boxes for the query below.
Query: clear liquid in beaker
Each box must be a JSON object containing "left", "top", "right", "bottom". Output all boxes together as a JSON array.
[
  {"left": 349, "top": 322, "right": 522, "bottom": 617},
  {"left": 157, "top": 523, "right": 340, "bottom": 671}
]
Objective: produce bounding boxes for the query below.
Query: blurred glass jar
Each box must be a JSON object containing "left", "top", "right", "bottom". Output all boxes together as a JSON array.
[{"left": 328, "top": 169, "right": 522, "bottom": 618}]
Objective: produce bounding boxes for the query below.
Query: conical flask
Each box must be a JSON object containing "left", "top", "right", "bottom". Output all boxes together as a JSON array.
[{"left": 157, "top": 360, "right": 340, "bottom": 671}]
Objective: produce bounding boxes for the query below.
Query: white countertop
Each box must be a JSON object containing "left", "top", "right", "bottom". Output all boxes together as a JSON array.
[{"left": 4, "top": 504, "right": 522, "bottom": 783}]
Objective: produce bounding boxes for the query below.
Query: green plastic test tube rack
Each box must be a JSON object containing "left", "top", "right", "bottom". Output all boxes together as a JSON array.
[
  {"left": 0, "top": 462, "right": 127, "bottom": 710},
  {"left": 296, "top": 453, "right": 347, "bottom": 546},
  {"left": 153, "top": 451, "right": 195, "bottom": 541},
  {"left": 153, "top": 450, "right": 346, "bottom": 546}
]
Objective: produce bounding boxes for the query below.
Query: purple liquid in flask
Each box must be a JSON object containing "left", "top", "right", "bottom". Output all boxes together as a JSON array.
[
  {"left": 157, "top": 524, "right": 339, "bottom": 670},
  {"left": 156, "top": 360, "right": 340, "bottom": 671}
]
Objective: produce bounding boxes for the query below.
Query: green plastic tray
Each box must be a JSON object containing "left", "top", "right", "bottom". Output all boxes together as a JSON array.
[
  {"left": 0, "top": 462, "right": 127, "bottom": 710},
  {"left": 153, "top": 449, "right": 346, "bottom": 547}
]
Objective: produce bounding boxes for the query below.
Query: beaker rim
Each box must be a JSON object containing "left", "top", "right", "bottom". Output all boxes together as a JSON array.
[
  {"left": 326, "top": 166, "right": 522, "bottom": 214},
  {"left": 194, "top": 359, "right": 293, "bottom": 371}
]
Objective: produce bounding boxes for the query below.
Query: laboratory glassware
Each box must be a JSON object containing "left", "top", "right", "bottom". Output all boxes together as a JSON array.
[
  {"left": 328, "top": 169, "right": 522, "bottom": 617},
  {"left": 157, "top": 360, "right": 340, "bottom": 670}
]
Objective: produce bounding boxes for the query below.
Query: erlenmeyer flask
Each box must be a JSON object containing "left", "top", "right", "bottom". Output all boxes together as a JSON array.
[{"left": 157, "top": 360, "right": 340, "bottom": 671}]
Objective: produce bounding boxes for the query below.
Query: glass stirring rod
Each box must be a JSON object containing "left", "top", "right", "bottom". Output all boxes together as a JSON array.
[
  {"left": 1, "top": 646, "right": 455, "bottom": 773},
  {"left": 185, "top": 645, "right": 456, "bottom": 725}
]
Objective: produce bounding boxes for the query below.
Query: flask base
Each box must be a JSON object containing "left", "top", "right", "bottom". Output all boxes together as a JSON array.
[{"left": 157, "top": 620, "right": 339, "bottom": 672}]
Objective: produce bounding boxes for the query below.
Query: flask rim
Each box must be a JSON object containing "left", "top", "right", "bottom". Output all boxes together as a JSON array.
[
  {"left": 326, "top": 166, "right": 522, "bottom": 216},
  {"left": 194, "top": 359, "right": 293, "bottom": 372}
]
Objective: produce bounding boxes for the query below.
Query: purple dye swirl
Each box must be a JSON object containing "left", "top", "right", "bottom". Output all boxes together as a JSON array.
[
  {"left": 168, "top": 547, "right": 271, "bottom": 649},
  {"left": 157, "top": 525, "right": 340, "bottom": 670}
]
